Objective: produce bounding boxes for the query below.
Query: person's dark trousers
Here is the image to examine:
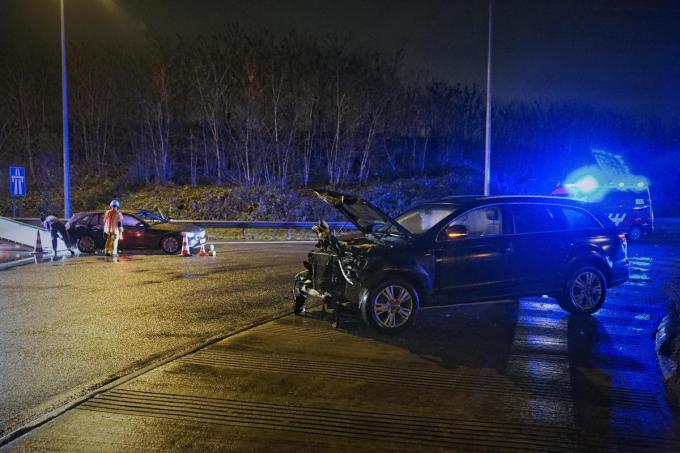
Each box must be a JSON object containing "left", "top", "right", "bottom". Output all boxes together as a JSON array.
[{"left": 51, "top": 222, "right": 72, "bottom": 251}]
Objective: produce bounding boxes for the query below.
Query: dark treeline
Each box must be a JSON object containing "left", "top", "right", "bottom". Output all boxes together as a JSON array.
[{"left": 1, "top": 27, "right": 678, "bottom": 214}]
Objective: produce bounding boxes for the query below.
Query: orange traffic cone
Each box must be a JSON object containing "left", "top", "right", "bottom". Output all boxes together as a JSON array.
[
  {"left": 33, "top": 230, "right": 45, "bottom": 254},
  {"left": 180, "top": 234, "right": 191, "bottom": 256},
  {"left": 198, "top": 243, "right": 208, "bottom": 256}
]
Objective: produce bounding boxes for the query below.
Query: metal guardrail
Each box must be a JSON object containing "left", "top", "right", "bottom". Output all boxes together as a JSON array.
[
  {"left": 9, "top": 216, "right": 680, "bottom": 238},
  {"left": 13, "top": 218, "right": 354, "bottom": 229},
  {"left": 168, "top": 220, "right": 354, "bottom": 229},
  {"left": 168, "top": 220, "right": 355, "bottom": 240},
  {"left": 11, "top": 217, "right": 355, "bottom": 241}
]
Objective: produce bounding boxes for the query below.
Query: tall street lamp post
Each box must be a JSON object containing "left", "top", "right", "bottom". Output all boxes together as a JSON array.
[
  {"left": 61, "top": 0, "right": 71, "bottom": 218},
  {"left": 483, "top": 0, "right": 493, "bottom": 196}
]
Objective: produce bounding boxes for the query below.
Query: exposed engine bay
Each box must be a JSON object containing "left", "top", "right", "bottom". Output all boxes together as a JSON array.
[{"left": 293, "top": 220, "right": 374, "bottom": 313}]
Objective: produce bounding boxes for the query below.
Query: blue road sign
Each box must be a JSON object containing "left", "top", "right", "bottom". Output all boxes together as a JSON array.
[{"left": 9, "top": 166, "right": 26, "bottom": 197}]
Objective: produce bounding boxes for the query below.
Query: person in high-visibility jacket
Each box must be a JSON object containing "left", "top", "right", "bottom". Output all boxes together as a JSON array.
[{"left": 103, "top": 199, "right": 124, "bottom": 257}]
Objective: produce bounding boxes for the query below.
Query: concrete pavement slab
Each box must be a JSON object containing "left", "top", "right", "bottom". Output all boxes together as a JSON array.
[{"left": 6, "top": 301, "right": 680, "bottom": 452}]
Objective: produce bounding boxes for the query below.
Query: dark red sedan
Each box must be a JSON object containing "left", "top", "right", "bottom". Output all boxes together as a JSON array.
[{"left": 66, "top": 211, "right": 206, "bottom": 254}]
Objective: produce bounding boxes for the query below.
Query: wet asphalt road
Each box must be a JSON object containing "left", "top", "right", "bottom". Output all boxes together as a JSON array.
[
  {"left": 1, "top": 241, "right": 680, "bottom": 451},
  {"left": 0, "top": 242, "right": 311, "bottom": 436}
]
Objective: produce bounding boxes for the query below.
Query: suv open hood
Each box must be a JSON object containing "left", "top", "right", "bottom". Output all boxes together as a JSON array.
[{"left": 313, "top": 189, "right": 410, "bottom": 237}]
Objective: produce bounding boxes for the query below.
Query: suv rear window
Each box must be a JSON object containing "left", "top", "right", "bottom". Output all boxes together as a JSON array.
[
  {"left": 559, "top": 207, "right": 601, "bottom": 230},
  {"left": 512, "top": 204, "right": 566, "bottom": 233}
]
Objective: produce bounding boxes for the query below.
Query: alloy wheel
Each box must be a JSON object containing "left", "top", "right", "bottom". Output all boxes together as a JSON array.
[
  {"left": 162, "top": 236, "right": 180, "bottom": 254},
  {"left": 570, "top": 271, "right": 603, "bottom": 310},
  {"left": 372, "top": 284, "right": 414, "bottom": 329}
]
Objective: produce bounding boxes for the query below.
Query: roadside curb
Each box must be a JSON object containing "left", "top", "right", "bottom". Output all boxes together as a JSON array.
[
  {"left": 655, "top": 315, "right": 680, "bottom": 406},
  {"left": 0, "top": 309, "right": 297, "bottom": 447}
]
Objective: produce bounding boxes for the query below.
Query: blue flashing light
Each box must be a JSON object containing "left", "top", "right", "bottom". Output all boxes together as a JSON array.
[{"left": 567, "top": 175, "right": 600, "bottom": 194}]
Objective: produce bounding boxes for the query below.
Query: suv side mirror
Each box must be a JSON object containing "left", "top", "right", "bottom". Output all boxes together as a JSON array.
[{"left": 441, "top": 225, "right": 468, "bottom": 241}]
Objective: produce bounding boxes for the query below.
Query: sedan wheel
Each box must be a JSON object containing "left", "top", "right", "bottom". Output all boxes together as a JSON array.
[
  {"left": 76, "top": 235, "right": 96, "bottom": 254},
  {"left": 161, "top": 235, "right": 181, "bottom": 254},
  {"left": 362, "top": 280, "right": 418, "bottom": 333},
  {"left": 558, "top": 266, "right": 606, "bottom": 315}
]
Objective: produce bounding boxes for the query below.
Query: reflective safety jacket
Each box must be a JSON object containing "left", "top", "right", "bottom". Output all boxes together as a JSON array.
[
  {"left": 42, "top": 215, "right": 57, "bottom": 231},
  {"left": 103, "top": 208, "right": 124, "bottom": 234}
]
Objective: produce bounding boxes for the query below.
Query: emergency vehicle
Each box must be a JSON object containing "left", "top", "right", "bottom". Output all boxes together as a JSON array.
[
  {"left": 551, "top": 183, "right": 653, "bottom": 241},
  {"left": 551, "top": 150, "right": 654, "bottom": 241}
]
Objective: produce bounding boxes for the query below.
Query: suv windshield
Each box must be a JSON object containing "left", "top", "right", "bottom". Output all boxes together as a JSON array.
[{"left": 390, "top": 205, "right": 458, "bottom": 235}]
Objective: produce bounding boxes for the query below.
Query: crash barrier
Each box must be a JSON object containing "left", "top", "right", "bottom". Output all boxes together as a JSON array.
[
  {"left": 172, "top": 219, "right": 680, "bottom": 240},
  {"left": 11, "top": 218, "right": 356, "bottom": 241},
  {"left": 168, "top": 220, "right": 356, "bottom": 240},
  {"left": 10, "top": 217, "right": 680, "bottom": 240},
  {"left": 0, "top": 216, "right": 67, "bottom": 252}
]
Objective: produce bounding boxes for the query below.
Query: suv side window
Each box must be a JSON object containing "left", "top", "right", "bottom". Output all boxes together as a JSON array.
[
  {"left": 560, "top": 207, "right": 601, "bottom": 230},
  {"left": 512, "top": 204, "right": 567, "bottom": 234},
  {"left": 449, "top": 206, "right": 502, "bottom": 239}
]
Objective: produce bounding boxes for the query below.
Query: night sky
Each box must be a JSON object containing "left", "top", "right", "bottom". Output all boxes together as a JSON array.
[{"left": 2, "top": 0, "right": 679, "bottom": 121}]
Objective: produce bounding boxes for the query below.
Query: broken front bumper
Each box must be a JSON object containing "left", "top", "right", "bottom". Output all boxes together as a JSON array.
[{"left": 294, "top": 269, "right": 362, "bottom": 312}]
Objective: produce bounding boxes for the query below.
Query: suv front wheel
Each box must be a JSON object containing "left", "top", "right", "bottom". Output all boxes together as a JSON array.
[
  {"left": 557, "top": 266, "right": 607, "bottom": 315},
  {"left": 361, "top": 279, "right": 419, "bottom": 333}
]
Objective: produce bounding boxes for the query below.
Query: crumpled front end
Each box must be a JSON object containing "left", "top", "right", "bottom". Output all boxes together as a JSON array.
[{"left": 294, "top": 220, "right": 373, "bottom": 312}]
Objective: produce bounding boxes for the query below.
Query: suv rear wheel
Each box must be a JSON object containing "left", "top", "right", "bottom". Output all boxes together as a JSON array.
[
  {"left": 361, "top": 279, "right": 419, "bottom": 333},
  {"left": 557, "top": 266, "right": 607, "bottom": 315}
]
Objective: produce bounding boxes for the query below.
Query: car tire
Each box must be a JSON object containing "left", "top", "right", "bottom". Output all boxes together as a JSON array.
[
  {"left": 161, "top": 235, "right": 181, "bottom": 254},
  {"left": 361, "top": 279, "right": 419, "bottom": 333},
  {"left": 627, "top": 225, "right": 643, "bottom": 242},
  {"left": 76, "top": 235, "right": 96, "bottom": 254},
  {"left": 557, "top": 266, "right": 607, "bottom": 315}
]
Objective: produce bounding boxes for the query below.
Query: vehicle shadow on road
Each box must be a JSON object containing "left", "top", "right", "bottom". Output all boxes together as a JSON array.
[
  {"left": 566, "top": 314, "right": 614, "bottom": 436},
  {"left": 328, "top": 303, "right": 644, "bottom": 440},
  {"left": 333, "top": 300, "right": 521, "bottom": 372}
]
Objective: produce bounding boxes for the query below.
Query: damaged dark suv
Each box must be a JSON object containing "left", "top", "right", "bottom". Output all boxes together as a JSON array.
[{"left": 294, "top": 190, "right": 629, "bottom": 333}]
